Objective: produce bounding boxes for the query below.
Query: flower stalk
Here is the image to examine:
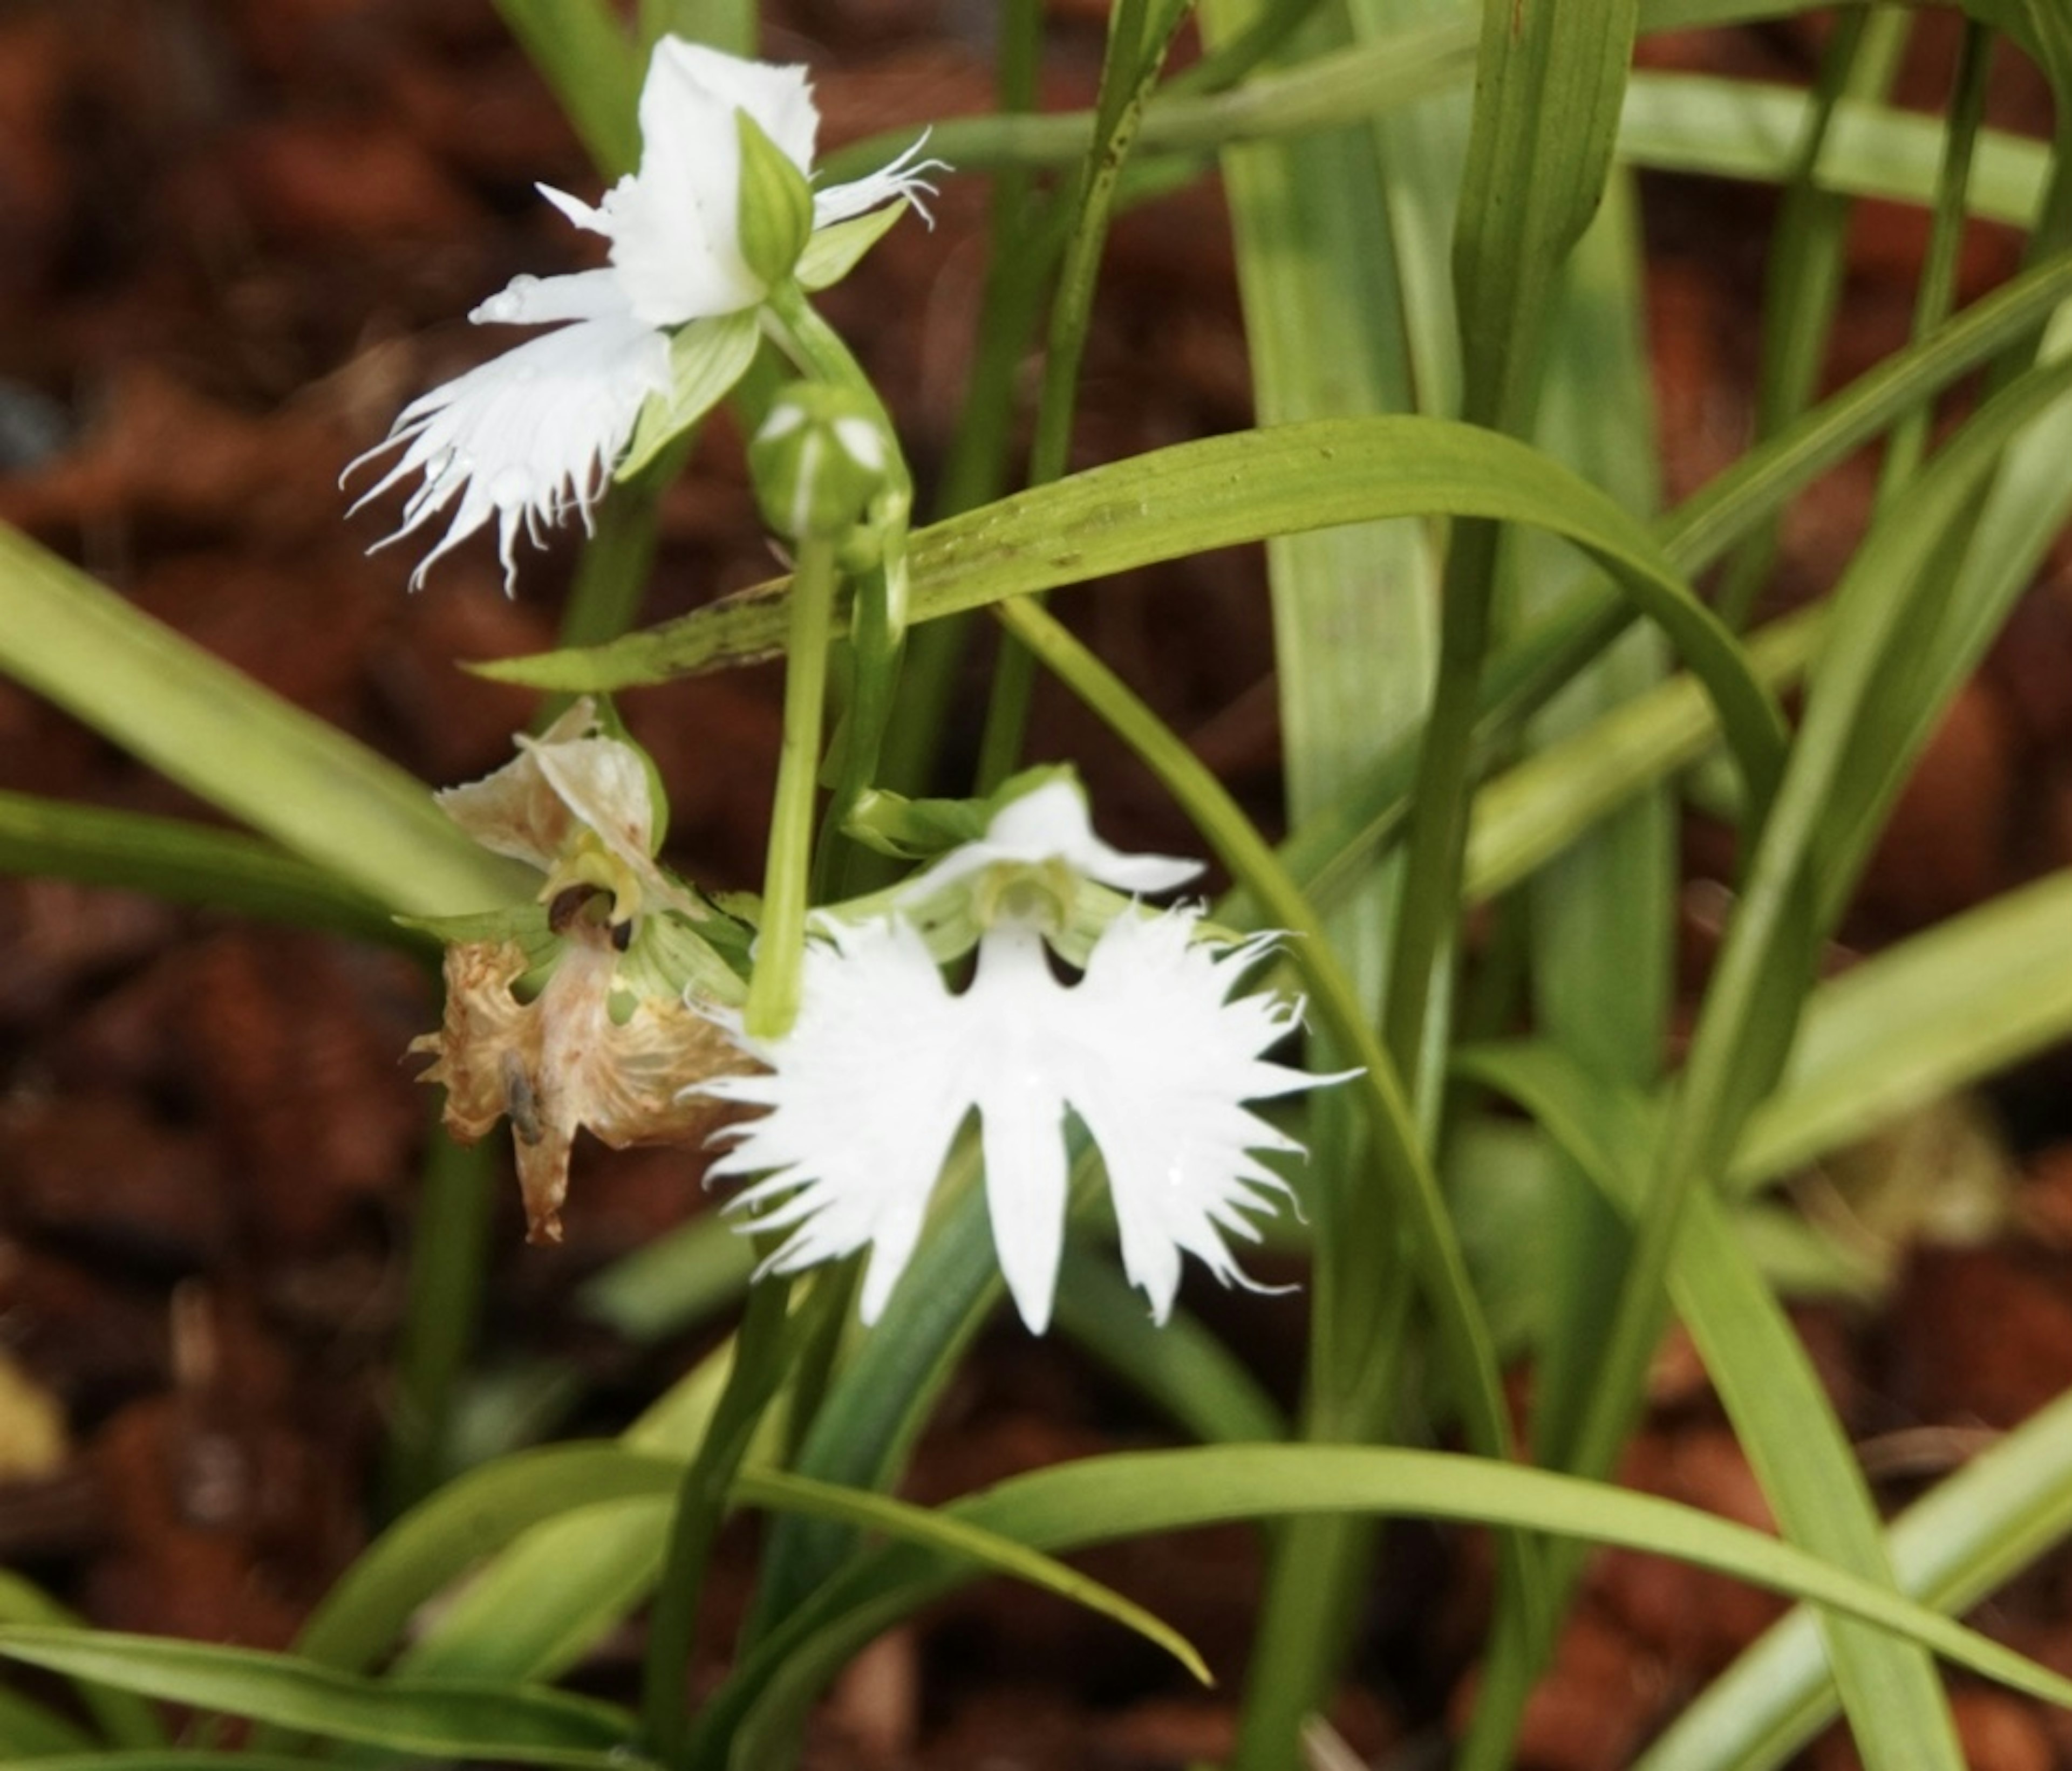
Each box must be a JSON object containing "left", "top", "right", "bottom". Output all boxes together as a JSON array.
[{"left": 744, "top": 530, "right": 841, "bottom": 1042}]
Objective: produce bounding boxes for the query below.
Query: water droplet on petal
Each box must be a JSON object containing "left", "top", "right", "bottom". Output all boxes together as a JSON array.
[
  {"left": 473, "top": 276, "right": 539, "bottom": 324},
  {"left": 489, "top": 465, "right": 533, "bottom": 508}
]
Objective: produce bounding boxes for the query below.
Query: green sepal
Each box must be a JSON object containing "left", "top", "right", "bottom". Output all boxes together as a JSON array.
[
  {"left": 797, "top": 201, "right": 908, "bottom": 292},
  {"left": 615, "top": 904, "right": 754, "bottom": 1010},
  {"left": 617, "top": 310, "right": 762, "bottom": 484},
  {"left": 735, "top": 110, "right": 815, "bottom": 290},
  {"left": 840, "top": 787, "right": 991, "bottom": 861}
]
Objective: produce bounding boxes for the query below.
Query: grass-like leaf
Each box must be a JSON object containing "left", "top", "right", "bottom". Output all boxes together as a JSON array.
[
  {"left": 0, "top": 525, "right": 527, "bottom": 919},
  {"left": 0, "top": 1628, "right": 644, "bottom": 1768}
]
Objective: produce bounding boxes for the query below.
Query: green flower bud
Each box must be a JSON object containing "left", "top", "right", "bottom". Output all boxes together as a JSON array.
[
  {"left": 735, "top": 110, "right": 815, "bottom": 291},
  {"left": 748, "top": 381, "right": 892, "bottom": 542}
]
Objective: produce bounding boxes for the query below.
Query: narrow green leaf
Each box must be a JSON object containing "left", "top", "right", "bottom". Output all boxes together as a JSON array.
[
  {"left": 1, "top": 1758, "right": 321, "bottom": 1771},
  {"left": 492, "top": 0, "right": 639, "bottom": 177},
  {"left": 0, "top": 1687, "right": 93, "bottom": 1757},
  {"left": 0, "top": 792, "right": 418, "bottom": 948},
  {"left": 1454, "top": 1041, "right": 1964, "bottom": 1771},
  {"left": 0, "top": 1573, "right": 163, "bottom": 1751},
  {"left": 0, "top": 1629, "right": 643, "bottom": 1768},
  {"left": 1739, "top": 867, "right": 2072, "bottom": 1187},
  {"left": 736, "top": 1468, "right": 1210, "bottom": 1686},
  {"left": 290, "top": 1444, "right": 684, "bottom": 1683},
  {"left": 1621, "top": 74, "right": 2047, "bottom": 225},
  {"left": 0, "top": 526, "right": 528, "bottom": 918},
  {"left": 710, "top": 1444, "right": 2072, "bottom": 1767},
  {"left": 1642, "top": 1383, "right": 2072, "bottom": 1771},
  {"left": 1053, "top": 1261, "right": 1287, "bottom": 1445},
  {"left": 479, "top": 418, "right": 1790, "bottom": 835}
]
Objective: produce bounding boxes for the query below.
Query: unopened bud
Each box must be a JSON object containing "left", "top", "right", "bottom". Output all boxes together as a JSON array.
[{"left": 749, "top": 382, "right": 891, "bottom": 542}]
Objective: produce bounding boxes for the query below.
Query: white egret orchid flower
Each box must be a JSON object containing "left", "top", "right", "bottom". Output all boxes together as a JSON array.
[
  {"left": 701, "top": 781, "right": 1337, "bottom": 1332},
  {"left": 347, "top": 38, "right": 940, "bottom": 588}
]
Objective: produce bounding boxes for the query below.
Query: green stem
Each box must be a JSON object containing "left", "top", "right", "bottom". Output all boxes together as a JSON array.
[
  {"left": 378, "top": 1125, "right": 499, "bottom": 1518},
  {"left": 644, "top": 1272, "right": 796, "bottom": 1767},
  {"left": 1878, "top": 18, "right": 1992, "bottom": 502},
  {"left": 974, "top": 0, "right": 1194, "bottom": 792},
  {"left": 1713, "top": 9, "right": 1907, "bottom": 630},
  {"left": 744, "top": 533, "right": 839, "bottom": 1041},
  {"left": 762, "top": 286, "right": 914, "bottom": 841},
  {"left": 1378, "top": 518, "right": 1499, "bottom": 1095}
]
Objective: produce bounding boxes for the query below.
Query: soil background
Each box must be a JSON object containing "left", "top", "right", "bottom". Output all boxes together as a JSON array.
[{"left": 4, "top": 3, "right": 2072, "bottom": 1767}]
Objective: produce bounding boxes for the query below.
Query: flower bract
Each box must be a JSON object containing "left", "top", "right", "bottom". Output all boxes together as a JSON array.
[
  {"left": 347, "top": 38, "right": 940, "bottom": 588},
  {"left": 702, "top": 786, "right": 1336, "bottom": 1331}
]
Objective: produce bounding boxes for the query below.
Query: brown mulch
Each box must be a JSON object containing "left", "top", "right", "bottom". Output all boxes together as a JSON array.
[{"left": 4, "top": 5, "right": 2072, "bottom": 1767}]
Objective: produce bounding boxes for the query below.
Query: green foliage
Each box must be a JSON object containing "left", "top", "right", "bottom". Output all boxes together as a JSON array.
[{"left": 7, "top": 6, "right": 2072, "bottom": 1771}]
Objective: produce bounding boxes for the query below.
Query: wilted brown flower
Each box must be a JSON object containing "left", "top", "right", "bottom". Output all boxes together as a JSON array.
[{"left": 411, "top": 918, "right": 748, "bottom": 1241}]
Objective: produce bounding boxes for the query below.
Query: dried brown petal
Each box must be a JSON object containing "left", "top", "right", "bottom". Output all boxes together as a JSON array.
[{"left": 410, "top": 928, "right": 749, "bottom": 1242}]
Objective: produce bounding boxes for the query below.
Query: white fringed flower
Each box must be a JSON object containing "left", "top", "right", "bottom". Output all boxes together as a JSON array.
[
  {"left": 347, "top": 38, "right": 940, "bottom": 589},
  {"left": 701, "top": 783, "right": 1334, "bottom": 1331}
]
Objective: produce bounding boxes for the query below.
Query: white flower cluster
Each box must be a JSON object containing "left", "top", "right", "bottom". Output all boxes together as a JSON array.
[{"left": 347, "top": 39, "right": 938, "bottom": 589}]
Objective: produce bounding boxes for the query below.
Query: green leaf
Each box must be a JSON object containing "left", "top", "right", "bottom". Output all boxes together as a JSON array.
[
  {"left": 0, "top": 1629, "right": 644, "bottom": 1768},
  {"left": 289, "top": 1444, "right": 685, "bottom": 1685},
  {"left": 705, "top": 1444, "right": 2072, "bottom": 1767},
  {"left": 480, "top": 417, "right": 1789, "bottom": 831},
  {"left": 737, "top": 1468, "right": 1209, "bottom": 1686},
  {"left": 491, "top": 0, "right": 639, "bottom": 177},
  {"left": 797, "top": 202, "right": 909, "bottom": 291},
  {"left": 1620, "top": 73, "right": 2048, "bottom": 227},
  {"left": 1454, "top": 1041, "right": 1966, "bottom": 1771},
  {"left": 0, "top": 1687, "right": 93, "bottom": 1758},
  {"left": 0, "top": 525, "right": 528, "bottom": 919},
  {"left": 0, "top": 1572, "right": 162, "bottom": 1751},
  {"left": 1053, "top": 1261, "right": 1287, "bottom": 1444},
  {"left": 0, "top": 1758, "right": 321, "bottom": 1771},
  {"left": 616, "top": 309, "right": 762, "bottom": 482},
  {"left": 1642, "top": 1382, "right": 2072, "bottom": 1771},
  {"left": 1738, "top": 867, "right": 2072, "bottom": 1188},
  {"left": 0, "top": 792, "right": 419, "bottom": 949},
  {"left": 1449, "top": 0, "right": 1634, "bottom": 429}
]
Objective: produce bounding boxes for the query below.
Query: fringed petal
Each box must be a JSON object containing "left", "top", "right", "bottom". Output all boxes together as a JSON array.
[{"left": 347, "top": 307, "right": 669, "bottom": 591}]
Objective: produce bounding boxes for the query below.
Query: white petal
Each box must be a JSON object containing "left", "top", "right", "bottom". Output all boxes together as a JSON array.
[
  {"left": 964, "top": 927, "right": 1075, "bottom": 1331},
  {"left": 905, "top": 777, "right": 1200, "bottom": 902},
  {"left": 703, "top": 894, "right": 1338, "bottom": 1333},
  {"left": 1061, "top": 911, "right": 1320, "bottom": 1321},
  {"left": 536, "top": 181, "right": 608, "bottom": 235},
  {"left": 347, "top": 307, "right": 669, "bottom": 591},
  {"left": 701, "top": 919, "right": 972, "bottom": 1323},
  {"left": 599, "top": 39, "right": 817, "bottom": 326},
  {"left": 813, "top": 133, "right": 948, "bottom": 229},
  {"left": 469, "top": 268, "right": 626, "bottom": 328}
]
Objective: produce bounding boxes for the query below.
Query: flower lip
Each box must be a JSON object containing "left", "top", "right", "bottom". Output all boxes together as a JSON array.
[{"left": 701, "top": 894, "right": 1340, "bottom": 1334}]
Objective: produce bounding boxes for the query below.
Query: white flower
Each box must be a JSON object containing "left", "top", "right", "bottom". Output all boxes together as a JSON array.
[
  {"left": 700, "top": 786, "right": 1335, "bottom": 1331},
  {"left": 347, "top": 38, "right": 940, "bottom": 589}
]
